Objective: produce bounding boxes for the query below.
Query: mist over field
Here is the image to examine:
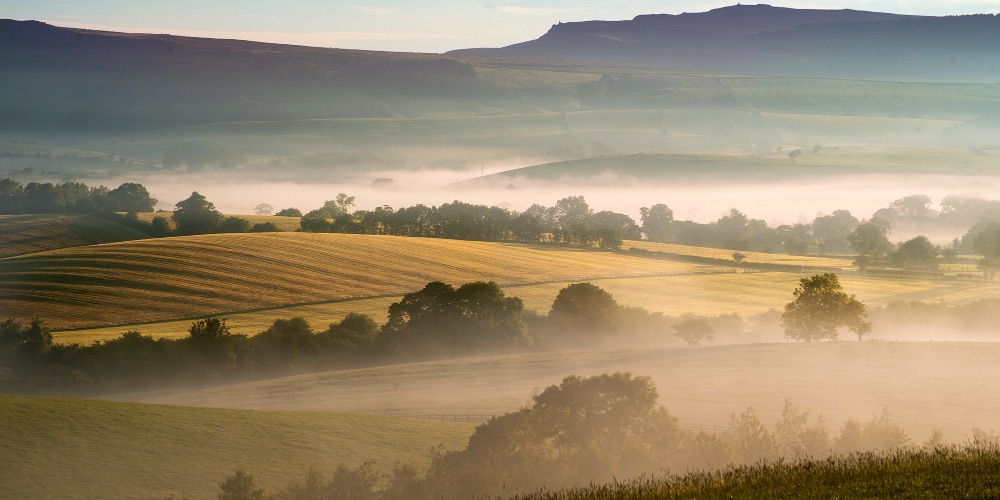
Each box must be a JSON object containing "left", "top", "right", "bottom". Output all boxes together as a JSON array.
[{"left": 4, "top": 4, "right": 1000, "bottom": 499}]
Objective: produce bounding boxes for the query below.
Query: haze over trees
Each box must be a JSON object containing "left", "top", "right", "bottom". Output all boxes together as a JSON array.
[{"left": 781, "top": 273, "right": 871, "bottom": 342}]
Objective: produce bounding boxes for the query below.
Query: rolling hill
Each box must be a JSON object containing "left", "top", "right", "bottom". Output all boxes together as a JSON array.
[
  {"left": 0, "top": 232, "right": 725, "bottom": 330},
  {"left": 0, "top": 214, "right": 149, "bottom": 258},
  {"left": 120, "top": 341, "right": 1000, "bottom": 446},
  {"left": 0, "top": 396, "right": 473, "bottom": 499}
]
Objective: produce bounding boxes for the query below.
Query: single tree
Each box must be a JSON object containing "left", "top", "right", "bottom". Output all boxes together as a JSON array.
[
  {"left": 846, "top": 221, "right": 893, "bottom": 272},
  {"left": 732, "top": 252, "right": 747, "bottom": 264},
  {"left": 639, "top": 203, "right": 674, "bottom": 243},
  {"left": 253, "top": 203, "right": 273, "bottom": 216},
  {"left": 217, "top": 469, "right": 270, "bottom": 500},
  {"left": 172, "top": 191, "right": 223, "bottom": 235},
  {"left": 973, "top": 221, "right": 1000, "bottom": 281},
  {"left": 334, "top": 193, "right": 356, "bottom": 214},
  {"left": 275, "top": 207, "right": 302, "bottom": 217},
  {"left": 781, "top": 273, "right": 871, "bottom": 342},
  {"left": 548, "top": 283, "right": 621, "bottom": 340},
  {"left": 672, "top": 313, "right": 715, "bottom": 346},
  {"left": 890, "top": 235, "right": 939, "bottom": 268},
  {"left": 108, "top": 182, "right": 157, "bottom": 213}
]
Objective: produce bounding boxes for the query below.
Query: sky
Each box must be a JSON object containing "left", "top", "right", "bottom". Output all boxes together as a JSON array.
[{"left": 3, "top": 1, "right": 1000, "bottom": 53}]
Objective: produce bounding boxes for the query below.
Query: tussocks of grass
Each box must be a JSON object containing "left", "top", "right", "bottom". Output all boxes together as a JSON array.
[
  {"left": 512, "top": 446, "right": 1000, "bottom": 499},
  {"left": 0, "top": 396, "right": 473, "bottom": 500}
]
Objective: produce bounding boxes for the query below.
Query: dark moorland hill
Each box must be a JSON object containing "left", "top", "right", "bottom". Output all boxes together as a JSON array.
[
  {"left": 0, "top": 19, "right": 491, "bottom": 133},
  {"left": 451, "top": 4, "right": 1000, "bottom": 81}
]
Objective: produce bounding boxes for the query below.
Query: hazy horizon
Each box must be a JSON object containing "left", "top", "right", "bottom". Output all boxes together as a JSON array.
[{"left": 4, "top": 1, "right": 1000, "bottom": 53}]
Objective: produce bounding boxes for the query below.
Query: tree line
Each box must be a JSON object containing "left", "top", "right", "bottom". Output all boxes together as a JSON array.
[
  {"left": 11, "top": 270, "right": 962, "bottom": 397},
  {"left": 7, "top": 177, "right": 1000, "bottom": 278},
  {"left": 0, "top": 178, "right": 156, "bottom": 214}
]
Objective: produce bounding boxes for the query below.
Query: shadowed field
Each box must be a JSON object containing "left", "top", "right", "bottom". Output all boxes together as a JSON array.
[{"left": 0, "top": 396, "right": 473, "bottom": 500}]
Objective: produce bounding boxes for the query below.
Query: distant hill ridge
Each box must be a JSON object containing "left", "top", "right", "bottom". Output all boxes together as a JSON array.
[{"left": 451, "top": 4, "right": 1000, "bottom": 81}]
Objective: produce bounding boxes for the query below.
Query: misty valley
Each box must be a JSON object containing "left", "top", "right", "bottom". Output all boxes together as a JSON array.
[{"left": 3, "top": 3, "right": 1000, "bottom": 499}]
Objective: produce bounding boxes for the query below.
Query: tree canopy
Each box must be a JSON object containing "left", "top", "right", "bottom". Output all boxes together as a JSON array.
[
  {"left": 781, "top": 273, "right": 871, "bottom": 342},
  {"left": 172, "top": 191, "right": 223, "bottom": 235}
]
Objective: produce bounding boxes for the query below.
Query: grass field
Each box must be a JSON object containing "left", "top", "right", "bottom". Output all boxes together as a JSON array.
[
  {"left": 514, "top": 446, "right": 1000, "bottom": 499},
  {"left": 0, "top": 214, "right": 149, "bottom": 258},
  {"left": 0, "top": 396, "right": 474, "bottom": 500},
  {"left": 3, "top": 233, "right": 720, "bottom": 331},
  {"left": 119, "top": 342, "right": 1000, "bottom": 444}
]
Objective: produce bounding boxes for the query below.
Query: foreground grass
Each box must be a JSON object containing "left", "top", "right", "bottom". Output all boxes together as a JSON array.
[
  {"left": 513, "top": 446, "right": 1000, "bottom": 499},
  {"left": 0, "top": 396, "right": 473, "bottom": 500}
]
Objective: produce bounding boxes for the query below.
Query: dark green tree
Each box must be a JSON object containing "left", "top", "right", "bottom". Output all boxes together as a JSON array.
[
  {"left": 640, "top": 203, "right": 674, "bottom": 243},
  {"left": 217, "top": 216, "right": 251, "bottom": 233},
  {"left": 547, "top": 283, "right": 621, "bottom": 341},
  {"left": 973, "top": 221, "right": 1000, "bottom": 281},
  {"left": 217, "top": 469, "right": 271, "bottom": 500},
  {"left": 424, "top": 372, "right": 682, "bottom": 497},
  {"left": 890, "top": 235, "right": 939, "bottom": 268},
  {"left": 172, "top": 191, "right": 223, "bottom": 235},
  {"left": 812, "top": 209, "right": 859, "bottom": 254},
  {"left": 381, "top": 281, "right": 528, "bottom": 355},
  {"left": 846, "top": 221, "right": 893, "bottom": 271},
  {"left": 275, "top": 207, "right": 302, "bottom": 217},
  {"left": 781, "top": 273, "right": 871, "bottom": 342},
  {"left": 108, "top": 182, "right": 157, "bottom": 213}
]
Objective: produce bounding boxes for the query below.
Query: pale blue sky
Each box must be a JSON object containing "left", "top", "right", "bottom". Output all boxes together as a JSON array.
[{"left": 2, "top": 1, "right": 999, "bottom": 52}]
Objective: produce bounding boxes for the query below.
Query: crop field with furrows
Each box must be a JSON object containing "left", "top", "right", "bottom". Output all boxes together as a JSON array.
[
  {"left": 1, "top": 233, "right": 713, "bottom": 330},
  {"left": 54, "top": 295, "right": 401, "bottom": 344},
  {"left": 624, "top": 240, "right": 853, "bottom": 268},
  {"left": 124, "top": 342, "right": 1000, "bottom": 442},
  {"left": 53, "top": 267, "right": 1000, "bottom": 345},
  {"left": 0, "top": 214, "right": 149, "bottom": 258},
  {"left": 0, "top": 396, "right": 473, "bottom": 500}
]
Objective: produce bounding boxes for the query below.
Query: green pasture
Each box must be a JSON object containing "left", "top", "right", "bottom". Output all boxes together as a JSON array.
[{"left": 0, "top": 396, "right": 473, "bottom": 499}]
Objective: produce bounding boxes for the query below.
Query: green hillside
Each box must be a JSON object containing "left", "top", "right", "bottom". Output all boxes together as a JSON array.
[{"left": 0, "top": 396, "right": 473, "bottom": 499}]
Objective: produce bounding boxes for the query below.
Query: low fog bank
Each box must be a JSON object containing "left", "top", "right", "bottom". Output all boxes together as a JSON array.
[
  {"left": 125, "top": 341, "right": 1000, "bottom": 446},
  {"left": 56, "top": 165, "right": 1000, "bottom": 242}
]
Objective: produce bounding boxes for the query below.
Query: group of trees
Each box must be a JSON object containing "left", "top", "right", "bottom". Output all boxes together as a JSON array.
[
  {"left": 9, "top": 178, "right": 1000, "bottom": 278},
  {"left": 296, "top": 195, "right": 639, "bottom": 250},
  {"left": 0, "top": 178, "right": 156, "bottom": 214},
  {"left": 0, "top": 274, "right": 875, "bottom": 392},
  {"left": 216, "top": 374, "right": 923, "bottom": 500}
]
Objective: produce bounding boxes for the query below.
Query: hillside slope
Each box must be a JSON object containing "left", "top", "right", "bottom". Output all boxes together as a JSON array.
[
  {"left": 123, "top": 342, "right": 1000, "bottom": 443},
  {"left": 0, "top": 214, "right": 149, "bottom": 258},
  {"left": 0, "top": 233, "right": 721, "bottom": 329},
  {"left": 453, "top": 5, "right": 1000, "bottom": 81},
  {"left": 0, "top": 396, "right": 472, "bottom": 499}
]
